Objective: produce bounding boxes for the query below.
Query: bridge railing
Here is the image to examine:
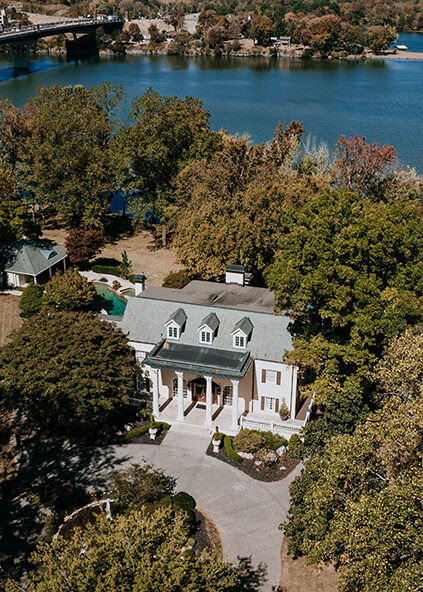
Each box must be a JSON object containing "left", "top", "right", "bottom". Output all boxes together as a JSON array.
[{"left": 0, "top": 18, "right": 121, "bottom": 38}]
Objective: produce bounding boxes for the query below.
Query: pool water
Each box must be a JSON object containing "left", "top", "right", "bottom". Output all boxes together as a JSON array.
[{"left": 94, "top": 283, "right": 127, "bottom": 317}]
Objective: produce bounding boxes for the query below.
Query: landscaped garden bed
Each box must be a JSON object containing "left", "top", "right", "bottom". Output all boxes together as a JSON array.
[
  {"left": 120, "top": 419, "right": 171, "bottom": 445},
  {"left": 206, "top": 428, "right": 300, "bottom": 482}
]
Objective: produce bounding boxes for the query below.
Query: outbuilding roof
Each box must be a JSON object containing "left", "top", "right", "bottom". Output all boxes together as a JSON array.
[{"left": 0, "top": 239, "right": 67, "bottom": 276}]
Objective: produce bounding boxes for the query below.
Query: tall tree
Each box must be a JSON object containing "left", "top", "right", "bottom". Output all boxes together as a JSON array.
[
  {"left": 0, "top": 312, "right": 135, "bottom": 435},
  {"left": 41, "top": 268, "right": 96, "bottom": 312}
]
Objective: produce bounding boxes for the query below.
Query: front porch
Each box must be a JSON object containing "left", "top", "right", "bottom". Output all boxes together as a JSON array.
[{"left": 157, "top": 396, "right": 236, "bottom": 435}]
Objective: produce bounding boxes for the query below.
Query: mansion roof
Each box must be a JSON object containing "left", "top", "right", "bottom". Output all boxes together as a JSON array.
[{"left": 120, "top": 280, "right": 293, "bottom": 362}]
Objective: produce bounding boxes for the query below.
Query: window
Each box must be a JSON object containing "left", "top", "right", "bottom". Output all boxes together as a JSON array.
[
  {"left": 223, "top": 386, "right": 233, "bottom": 405},
  {"left": 172, "top": 378, "right": 188, "bottom": 398},
  {"left": 234, "top": 334, "right": 245, "bottom": 349},
  {"left": 167, "top": 325, "right": 179, "bottom": 339},
  {"left": 265, "top": 370, "right": 277, "bottom": 384},
  {"left": 200, "top": 330, "right": 212, "bottom": 344},
  {"left": 264, "top": 396, "right": 276, "bottom": 412}
]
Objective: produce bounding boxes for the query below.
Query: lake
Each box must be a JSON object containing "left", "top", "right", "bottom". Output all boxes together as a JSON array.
[{"left": 0, "top": 33, "right": 423, "bottom": 170}]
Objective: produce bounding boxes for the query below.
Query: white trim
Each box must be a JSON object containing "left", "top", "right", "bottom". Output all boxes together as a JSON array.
[{"left": 199, "top": 328, "right": 213, "bottom": 344}]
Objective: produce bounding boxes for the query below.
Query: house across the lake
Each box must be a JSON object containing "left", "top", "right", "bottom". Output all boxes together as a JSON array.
[
  {"left": 119, "top": 265, "right": 312, "bottom": 437},
  {"left": 0, "top": 238, "right": 68, "bottom": 288}
]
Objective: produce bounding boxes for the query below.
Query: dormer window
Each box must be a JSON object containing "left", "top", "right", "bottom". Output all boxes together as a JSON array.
[
  {"left": 234, "top": 334, "right": 245, "bottom": 349},
  {"left": 200, "top": 329, "right": 212, "bottom": 344},
  {"left": 165, "top": 308, "right": 187, "bottom": 341},
  {"left": 198, "top": 312, "right": 219, "bottom": 346},
  {"left": 231, "top": 316, "right": 253, "bottom": 350},
  {"left": 167, "top": 324, "right": 179, "bottom": 340}
]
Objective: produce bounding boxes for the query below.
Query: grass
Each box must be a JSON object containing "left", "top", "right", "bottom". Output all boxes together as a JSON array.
[
  {"left": 280, "top": 538, "right": 339, "bottom": 592},
  {"left": 0, "top": 295, "right": 22, "bottom": 346}
]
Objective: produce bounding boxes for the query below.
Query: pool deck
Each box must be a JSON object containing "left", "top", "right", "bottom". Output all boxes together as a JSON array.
[{"left": 80, "top": 271, "right": 135, "bottom": 296}]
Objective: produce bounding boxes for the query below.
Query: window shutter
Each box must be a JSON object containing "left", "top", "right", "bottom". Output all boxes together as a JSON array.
[
  {"left": 262, "top": 369, "right": 266, "bottom": 383},
  {"left": 275, "top": 399, "right": 279, "bottom": 413},
  {"left": 276, "top": 372, "right": 281, "bottom": 386},
  {"left": 261, "top": 397, "right": 265, "bottom": 411}
]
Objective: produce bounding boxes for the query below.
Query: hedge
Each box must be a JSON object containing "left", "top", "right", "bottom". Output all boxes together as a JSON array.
[
  {"left": 92, "top": 265, "right": 119, "bottom": 276},
  {"left": 224, "top": 434, "right": 243, "bottom": 463},
  {"left": 124, "top": 421, "right": 170, "bottom": 440}
]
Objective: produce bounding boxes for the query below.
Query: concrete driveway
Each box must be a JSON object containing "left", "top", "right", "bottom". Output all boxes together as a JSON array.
[{"left": 111, "top": 425, "right": 302, "bottom": 592}]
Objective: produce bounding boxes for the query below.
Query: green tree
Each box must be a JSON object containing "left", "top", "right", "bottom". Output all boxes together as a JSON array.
[
  {"left": 22, "top": 84, "right": 122, "bottom": 229},
  {"left": 111, "top": 463, "right": 176, "bottom": 510},
  {"left": 117, "top": 250, "right": 133, "bottom": 279},
  {"left": 41, "top": 268, "right": 96, "bottom": 312},
  {"left": 0, "top": 164, "right": 40, "bottom": 243},
  {"left": 19, "top": 281, "right": 43, "bottom": 317},
  {"left": 265, "top": 189, "right": 423, "bottom": 419},
  {"left": 367, "top": 25, "right": 396, "bottom": 53},
  {"left": 0, "top": 312, "right": 135, "bottom": 434},
  {"left": 6, "top": 507, "right": 241, "bottom": 592}
]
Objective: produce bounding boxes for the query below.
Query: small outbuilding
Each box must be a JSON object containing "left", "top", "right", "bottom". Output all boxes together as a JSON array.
[{"left": 0, "top": 238, "right": 68, "bottom": 288}]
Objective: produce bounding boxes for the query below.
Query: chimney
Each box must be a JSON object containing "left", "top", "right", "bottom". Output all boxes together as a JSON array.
[
  {"left": 134, "top": 274, "right": 147, "bottom": 295},
  {"left": 225, "top": 264, "right": 245, "bottom": 286}
]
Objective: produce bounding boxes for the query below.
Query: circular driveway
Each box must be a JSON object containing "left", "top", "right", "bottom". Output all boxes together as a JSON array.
[{"left": 111, "top": 425, "right": 302, "bottom": 591}]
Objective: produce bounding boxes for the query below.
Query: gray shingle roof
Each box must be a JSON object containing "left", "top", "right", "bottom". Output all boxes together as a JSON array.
[
  {"left": 166, "top": 307, "right": 187, "bottom": 328},
  {"left": 232, "top": 316, "right": 254, "bottom": 337},
  {"left": 199, "top": 312, "right": 219, "bottom": 333},
  {"left": 121, "top": 282, "right": 293, "bottom": 362},
  {"left": 0, "top": 239, "right": 67, "bottom": 276}
]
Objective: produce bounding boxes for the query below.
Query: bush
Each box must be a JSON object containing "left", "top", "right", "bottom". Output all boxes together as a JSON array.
[
  {"left": 233, "top": 428, "right": 263, "bottom": 453},
  {"left": 111, "top": 463, "right": 176, "bottom": 510},
  {"left": 162, "top": 269, "right": 192, "bottom": 289},
  {"left": 65, "top": 229, "right": 104, "bottom": 269},
  {"left": 117, "top": 251, "right": 133, "bottom": 280},
  {"left": 112, "top": 280, "right": 121, "bottom": 291},
  {"left": 41, "top": 268, "right": 96, "bottom": 312},
  {"left": 259, "top": 431, "right": 288, "bottom": 451},
  {"left": 224, "top": 435, "right": 243, "bottom": 462},
  {"left": 173, "top": 491, "right": 196, "bottom": 512},
  {"left": 279, "top": 402, "right": 289, "bottom": 420},
  {"left": 99, "top": 277, "right": 108, "bottom": 282},
  {"left": 19, "top": 281, "right": 43, "bottom": 317},
  {"left": 92, "top": 265, "right": 119, "bottom": 276},
  {"left": 289, "top": 433, "right": 305, "bottom": 459},
  {"left": 124, "top": 421, "right": 170, "bottom": 441}
]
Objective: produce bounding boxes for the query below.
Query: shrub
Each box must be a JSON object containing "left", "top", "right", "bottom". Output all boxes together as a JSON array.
[
  {"left": 124, "top": 424, "right": 150, "bottom": 439},
  {"left": 111, "top": 463, "right": 176, "bottom": 510},
  {"left": 41, "top": 268, "right": 96, "bottom": 312},
  {"left": 259, "top": 431, "right": 288, "bottom": 451},
  {"left": 254, "top": 448, "right": 278, "bottom": 465},
  {"left": 233, "top": 428, "right": 263, "bottom": 453},
  {"left": 162, "top": 269, "right": 191, "bottom": 289},
  {"left": 92, "top": 265, "right": 119, "bottom": 276},
  {"left": 279, "top": 402, "right": 289, "bottom": 420},
  {"left": 117, "top": 251, "right": 133, "bottom": 280},
  {"left": 99, "top": 277, "right": 108, "bottom": 282},
  {"left": 19, "top": 281, "right": 43, "bottom": 317},
  {"left": 173, "top": 491, "right": 196, "bottom": 512},
  {"left": 289, "top": 433, "right": 305, "bottom": 459},
  {"left": 224, "top": 435, "right": 243, "bottom": 462},
  {"left": 112, "top": 280, "right": 121, "bottom": 291}
]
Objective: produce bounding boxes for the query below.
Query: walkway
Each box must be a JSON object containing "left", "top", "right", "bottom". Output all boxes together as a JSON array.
[{"left": 111, "top": 425, "right": 302, "bottom": 591}]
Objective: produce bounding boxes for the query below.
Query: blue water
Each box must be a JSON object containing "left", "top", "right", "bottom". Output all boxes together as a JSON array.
[
  {"left": 94, "top": 283, "right": 127, "bottom": 316},
  {"left": 0, "top": 33, "right": 422, "bottom": 169},
  {"left": 395, "top": 32, "right": 423, "bottom": 52}
]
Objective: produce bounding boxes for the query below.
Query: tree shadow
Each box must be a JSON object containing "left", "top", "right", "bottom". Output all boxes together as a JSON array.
[
  {"left": 103, "top": 214, "right": 134, "bottom": 244},
  {"left": 0, "top": 430, "right": 130, "bottom": 584},
  {"left": 234, "top": 556, "right": 268, "bottom": 591}
]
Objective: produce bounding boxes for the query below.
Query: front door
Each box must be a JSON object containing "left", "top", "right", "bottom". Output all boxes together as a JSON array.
[{"left": 191, "top": 378, "right": 219, "bottom": 405}]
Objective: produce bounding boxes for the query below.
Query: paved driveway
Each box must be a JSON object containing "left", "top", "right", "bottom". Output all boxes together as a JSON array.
[{"left": 111, "top": 425, "right": 302, "bottom": 591}]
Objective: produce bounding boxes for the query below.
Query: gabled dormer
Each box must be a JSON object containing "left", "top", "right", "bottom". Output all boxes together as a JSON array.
[
  {"left": 231, "top": 316, "right": 253, "bottom": 349},
  {"left": 198, "top": 312, "right": 219, "bottom": 345},
  {"left": 165, "top": 308, "right": 187, "bottom": 341}
]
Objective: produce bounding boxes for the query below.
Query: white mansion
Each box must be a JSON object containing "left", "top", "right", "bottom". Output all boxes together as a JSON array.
[{"left": 119, "top": 265, "right": 312, "bottom": 437}]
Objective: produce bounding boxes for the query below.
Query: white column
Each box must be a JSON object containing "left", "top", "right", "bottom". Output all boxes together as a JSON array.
[
  {"left": 290, "top": 366, "right": 298, "bottom": 420},
  {"left": 33, "top": 275, "right": 37, "bottom": 285},
  {"left": 48, "top": 266, "right": 52, "bottom": 279},
  {"left": 176, "top": 371, "right": 184, "bottom": 421},
  {"left": 231, "top": 379, "right": 239, "bottom": 431},
  {"left": 151, "top": 368, "right": 160, "bottom": 419},
  {"left": 204, "top": 375, "right": 213, "bottom": 428},
  {"left": 63, "top": 258, "right": 67, "bottom": 271}
]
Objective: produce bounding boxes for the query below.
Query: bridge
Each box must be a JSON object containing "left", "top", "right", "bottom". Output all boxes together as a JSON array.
[{"left": 0, "top": 18, "right": 124, "bottom": 71}]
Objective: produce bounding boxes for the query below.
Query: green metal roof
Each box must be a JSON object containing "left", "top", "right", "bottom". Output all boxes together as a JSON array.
[{"left": 145, "top": 340, "right": 251, "bottom": 379}]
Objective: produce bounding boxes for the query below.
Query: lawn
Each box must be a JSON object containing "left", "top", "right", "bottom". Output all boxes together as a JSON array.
[
  {"left": 280, "top": 538, "right": 338, "bottom": 592},
  {"left": 0, "top": 295, "right": 22, "bottom": 347},
  {"left": 42, "top": 227, "right": 184, "bottom": 287}
]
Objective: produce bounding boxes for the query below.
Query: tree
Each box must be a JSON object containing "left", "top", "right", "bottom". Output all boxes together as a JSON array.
[
  {"left": 367, "top": 25, "right": 396, "bottom": 53},
  {"left": 0, "top": 312, "right": 135, "bottom": 434},
  {"left": 22, "top": 84, "right": 122, "bottom": 229},
  {"left": 19, "top": 281, "right": 43, "bottom": 317},
  {"left": 65, "top": 229, "right": 104, "bottom": 268},
  {"left": 265, "top": 189, "right": 423, "bottom": 420},
  {"left": 128, "top": 22, "right": 141, "bottom": 41},
  {"left": 0, "top": 164, "right": 40, "bottom": 243},
  {"left": 332, "top": 134, "right": 397, "bottom": 200},
  {"left": 41, "top": 268, "right": 96, "bottom": 312},
  {"left": 250, "top": 15, "right": 274, "bottom": 46},
  {"left": 6, "top": 507, "right": 242, "bottom": 592},
  {"left": 148, "top": 24, "right": 165, "bottom": 44},
  {"left": 117, "top": 250, "right": 133, "bottom": 279},
  {"left": 111, "top": 463, "right": 176, "bottom": 510}
]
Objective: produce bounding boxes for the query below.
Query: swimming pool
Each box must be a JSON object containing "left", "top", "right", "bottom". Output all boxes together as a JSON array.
[{"left": 94, "top": 283, "right": 127, "bottom": 317}]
